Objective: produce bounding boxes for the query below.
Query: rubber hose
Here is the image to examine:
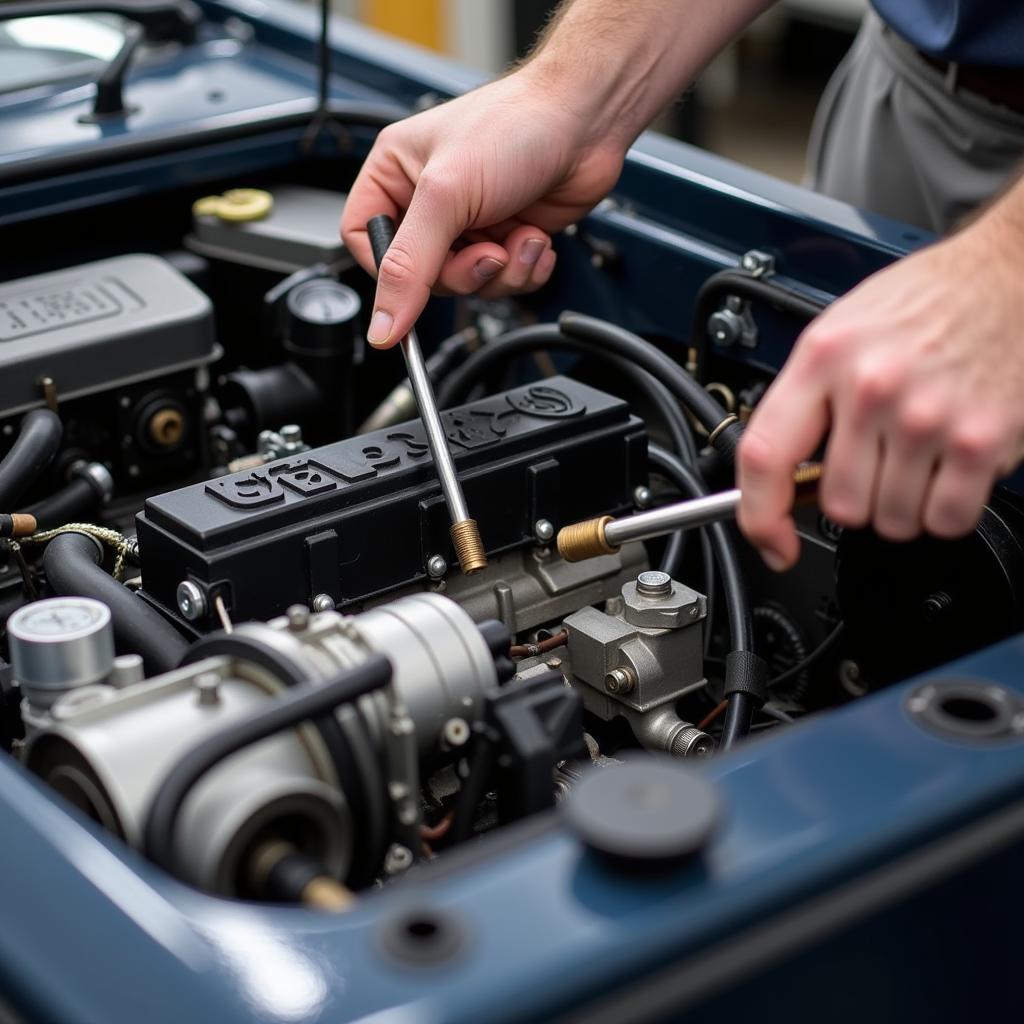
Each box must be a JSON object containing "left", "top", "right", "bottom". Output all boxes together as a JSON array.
[
  {"left": 647, "top": 445, "right": 757, "bottom": 749},
  {"left": 0, "top": 410, "right": 62, "bottom": 512},
  {"left": 23, "top": 476, "right": 99, "bottom": 531},
  {"left": 691, "top": 268, "right": 826, "bottom": 368},
  {"left": 41, "top": 531, "right": 187, "bottom": 674},
  {"left": 143, "top": 654, "right": 392, "bottom": 878},
  {"left": 436, "top": 323, "right": 699, "bottom": 464}
]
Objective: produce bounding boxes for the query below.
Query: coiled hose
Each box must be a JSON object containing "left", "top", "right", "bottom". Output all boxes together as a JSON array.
[{"left": 42, "top": 531, "right": 187, "bottom": 674}]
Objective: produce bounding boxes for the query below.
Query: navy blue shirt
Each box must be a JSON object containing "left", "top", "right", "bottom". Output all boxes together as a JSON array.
[{"left": 871, "top": 1, "right": 1024, "bottom": 66}]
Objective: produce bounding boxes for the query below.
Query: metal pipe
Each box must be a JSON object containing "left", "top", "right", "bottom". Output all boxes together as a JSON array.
[
  {"left": 365, "top": 216, "right": 486, "bottom": 574},
  {"left": 558, "top": 463, "right": 822, "bottom": 563}
]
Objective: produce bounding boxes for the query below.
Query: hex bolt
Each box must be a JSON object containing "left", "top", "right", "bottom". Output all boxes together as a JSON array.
[
  {"left": 312, "top": 593, "right": 336, "bottom": 613},
  {"left": 741, "top": 249, "right": 775, "bottom": 277},
  {"left": 383, "top": 843, "right": 413, "bottom": 876},
  {"left": 605, "top": 668, "right": 636, "bottom": 695},
  {"left": 426, "top": 554, "right": 448, "bottom": 580},
  {"left": 534, "top": 519, "right": 555, "bottom": 544},
  {"left": 176, "top": 580, "right": 207, "bottom": 622},
  {"left": 636, "top": 570, "right": 672, "bottom": 598},
  {"left": 194, "top": 672, "right": 221, "bottom": 707},
  {"left": 279, "top": 424, "right": 303, "bottom": 446},
  {"left": 633, "top": 486, "right": 653, "bottom": 509},
  {"left": 286, "top": 605, "right": 310, "bottom": 631}
]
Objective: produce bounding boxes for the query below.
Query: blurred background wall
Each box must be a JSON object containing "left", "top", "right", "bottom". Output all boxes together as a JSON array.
[{"left": 323, "top": 0, "right": 868, "bottom": 184}]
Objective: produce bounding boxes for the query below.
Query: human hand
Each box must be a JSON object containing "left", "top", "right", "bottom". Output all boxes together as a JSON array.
[
  {"left": 341, "top": 68, "right": 627, "bottom": 348},
  {"left": 736, "top": 212, "right": 1024, "bottom": 570}
]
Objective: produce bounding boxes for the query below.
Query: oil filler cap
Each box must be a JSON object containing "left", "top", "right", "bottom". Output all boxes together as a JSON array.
[{"left": 563, "top": 754, "right": 721, "bottom": 872}]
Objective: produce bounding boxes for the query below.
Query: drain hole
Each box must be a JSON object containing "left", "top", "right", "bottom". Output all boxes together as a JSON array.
[
  {"left": 939, "top": 696, "right": 997, "bottom": 723},
  {"left": 406, "top": 917, "right": 439, "bottom": 941},
  {"left": 380, "top": 907, "right": 465, "bottom": 966}
]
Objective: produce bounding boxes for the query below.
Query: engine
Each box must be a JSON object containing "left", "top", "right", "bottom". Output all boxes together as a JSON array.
[{"left": 2, "top": 183, "right": 1022, "bottom": 911}]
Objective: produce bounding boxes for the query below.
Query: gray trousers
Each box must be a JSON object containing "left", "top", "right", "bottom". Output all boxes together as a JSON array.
[{"left": 807, "top": 11, "right": 1024, "bottom": 234}]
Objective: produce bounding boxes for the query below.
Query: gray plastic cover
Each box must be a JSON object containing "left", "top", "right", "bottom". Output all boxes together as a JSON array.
[{"left": 0, "top": 254, "right": 217, "bottom": 415}]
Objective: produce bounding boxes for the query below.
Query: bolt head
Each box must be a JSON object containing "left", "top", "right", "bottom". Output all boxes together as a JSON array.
[
  {"left": 384, "top": 843, "right": 413, "bottom": 875},
  {"left": 534, "top": 518, "right": 555, "bottom": 544},
  {"left": 279, "top": 424, "right": 302, "bottom": 444},
  {"left": 286, "top": 605, "right": 310, "bottom": 631},
  {"left": 605, "top": 668, "right": 635, "bottom": 695},
  {"left": 633, "top": 486, "right": 653, "bottom": 509},
  {"left": 442, "top": 717, "right": 470, "bottom": 749},
  {"left": 194, "top": 672, "right": 221, "bottom": 706},
  {"left": 636, "top": 570, "right": 672, "bottom": 597},
  {"left": 312, "top": 593, "right": 336, "bottom": 613},
  {"left": 176, "top": 580, "right": 207, "bottom": 621},
  {"left": 426, "top": 554, "right": 448, "bottom": 580},
  {"left": 741, "top": 249, "right": 775, "bottom": 277}
]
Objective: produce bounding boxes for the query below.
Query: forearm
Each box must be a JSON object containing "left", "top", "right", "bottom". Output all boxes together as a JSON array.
[
  {"left": 525, "top": 0, "right": 776, "bottom": 149},
  {"left": 966, "top": 164, "right": 1024, "bottom": 256}
]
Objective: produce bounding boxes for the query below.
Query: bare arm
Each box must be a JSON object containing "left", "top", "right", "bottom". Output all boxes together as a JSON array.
[{"left": 341, "top": 0, "right": 775, "bottom": 347}]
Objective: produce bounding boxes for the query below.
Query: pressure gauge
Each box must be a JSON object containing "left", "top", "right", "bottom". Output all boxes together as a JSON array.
[
  {"left": 8, "top": 597, "right": 115, "bottom": 708},
  {"left": 285, "top": 279, "right": 361, "bottom": 353}
]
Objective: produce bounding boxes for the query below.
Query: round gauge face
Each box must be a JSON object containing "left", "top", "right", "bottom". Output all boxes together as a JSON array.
[
  {"left": 9, "top": 597, "right": 109, "bottom": 641},
  {"left": 288, "top": 280, "right": 360, "bottom": 325}
]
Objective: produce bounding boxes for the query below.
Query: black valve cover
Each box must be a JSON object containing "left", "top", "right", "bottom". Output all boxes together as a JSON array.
[{"left": 137, "top": 376, "right": 647, "bottom": 629}]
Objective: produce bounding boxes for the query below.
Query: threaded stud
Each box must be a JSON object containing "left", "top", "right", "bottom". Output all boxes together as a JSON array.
[
  {"left": 450, "top": 519, "right": 487, "bottom": 574},
  {"left": 556, "top": 516, "right": 617, "bottom": 563}
]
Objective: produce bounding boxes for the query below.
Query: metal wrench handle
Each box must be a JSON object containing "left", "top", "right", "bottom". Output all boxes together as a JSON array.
[{"left": 366, "top": 215, "right": 486, "bottom": 573}]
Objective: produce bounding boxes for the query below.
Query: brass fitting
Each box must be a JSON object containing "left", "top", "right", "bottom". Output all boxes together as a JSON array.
[
  {"left": 556, "top": 515, "right": 617, "bottom": 563},
  {"left": 449, "top": 519, "right": 487, "bottom": 574},
  {"left": 793, "top": 461, "right": 824, "bottom": 505},
  {"left": 301, "top": 876, "right": 356, "bottom": 913},
  {"left": 148, "top": 407, "right": 185, "bottom": 448},
  {"left": 0, "top": 513, "right": 37, "bottom": 539}
]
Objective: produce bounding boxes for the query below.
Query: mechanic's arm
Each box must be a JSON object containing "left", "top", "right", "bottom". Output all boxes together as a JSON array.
[
  {"left": 341, "top": 0, "right": 774, "bottom": 348},
  {"left": 738, "top": 170, "right": 1024, "bottom": 570}
]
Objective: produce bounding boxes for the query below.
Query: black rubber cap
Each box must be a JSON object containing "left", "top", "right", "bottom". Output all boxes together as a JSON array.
[{"left": 563, "top": 754, "right": 721, "bottom": 872}]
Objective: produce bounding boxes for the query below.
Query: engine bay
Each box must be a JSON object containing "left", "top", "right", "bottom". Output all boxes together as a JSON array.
[
  {"left": 2, "top": 5, "right": 1024, "bottom": 1018},
  {"left": 3, "top": 166, "right": 1022, "bottom": 909}
]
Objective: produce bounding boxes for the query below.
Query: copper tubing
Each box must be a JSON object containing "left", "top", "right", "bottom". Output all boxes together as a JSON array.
[
  {"left": 450, "top": 519, "right": 487, "bottom": 574},
  {"left": 556, "top": 515, "right": 616, "bottom": 563}
]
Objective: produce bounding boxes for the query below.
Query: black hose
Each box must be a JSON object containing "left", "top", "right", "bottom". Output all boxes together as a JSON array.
[
  {"left": 41, "top": 531, "right": 187, "bottom": 674},
  {"left": 647, "top": 445, "right": 760, "bottom": 749},
  {"left": 143, "top": 654, "right": 392, "bottom": 878},
  {"left": 22, "top": 476, "right": 99, "bottom": 531},
  {"left": 436, "top": 323, "right": 699, "bottom": 464},
  {"left": 0, "top": 410, "right": 62, "bottom": 512},
  {"left": 691, "top": 268, "right": 826, "bottom": 367},
  {"left": 557, "top": 313, "right": 741, "bottom": 460}
]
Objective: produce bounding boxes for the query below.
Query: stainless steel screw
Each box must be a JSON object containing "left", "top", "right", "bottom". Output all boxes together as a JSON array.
[
  {"left": 176, "top": 580, "right": 207, "bottom": 621},
  {"left": 605, "top": 668, "right": 636, "bottom": 695},
  {"left": 286, "top": 605, "right": 310, "bottom": 631},
  {"left": 741, "top": 249, "right": 775, "bottom": 277},
  {"left": 312, "top": 593, "right": 336, "bottom": 612},
  {"left": 426, "top": 554, "right": 447, "bottom": 580},
  {"left": 534, "top": 519, "right": 555, "bottom": 544},
  {"left": 383, "top": 843, "right": 413, "bottom": 875},
  {"left": 279, "top": 424, "right": 303, "bottom": 446},
  {"left": 633, "top": 486, "right": 652, "bottom": 509}
]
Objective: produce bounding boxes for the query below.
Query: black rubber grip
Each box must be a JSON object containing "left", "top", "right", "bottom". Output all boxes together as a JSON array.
[
  {"left": 723, "top": 650, "right": 769, "bottom": 706},
  {"left": 367, "top": 214, "right": 397, "bottom": 271}
]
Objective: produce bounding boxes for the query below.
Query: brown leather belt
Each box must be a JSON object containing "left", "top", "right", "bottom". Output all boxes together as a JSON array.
[{"left": 918, "top": 51, "right": 1024, "bottom": 115}]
